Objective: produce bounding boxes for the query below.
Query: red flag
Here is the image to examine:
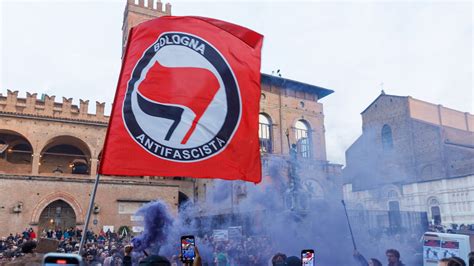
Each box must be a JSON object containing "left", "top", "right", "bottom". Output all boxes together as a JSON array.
[{"left": 99, "top": 16, "right": 263, "bottom": 183}]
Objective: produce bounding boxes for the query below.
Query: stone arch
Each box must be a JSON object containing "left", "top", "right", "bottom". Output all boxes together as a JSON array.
[
  {"left": 40, "top": 135, "right": 92, "bottom": 158},
  {"left": 39, "top": 135, "right": 92, "bottom": 175},
  {"left": 0, "top": 129, "right": 34, "bottom": 154},
  {"left": 0, "top": 129, "right": 35, "bottom": 174},
  {"left": 302, "top": 178, "right": 324, "bottom": 200},
  {"left": 427, "top": 196, "right": 440, "bottom": 206},
  {"left": 293, "top": 119, "right": 312, "bottom": 158},
  {"left": 387, "top": 189, "right": 399, "bottom": 200},
  {"left": 293, "top": 118, "right": 312, "bottom": 131},
  {"left": 31, "top": 191, "right": 84, "bottom": 226},
  {"left": 382, "top": 185, "right": 401, "bottom": 199},
  {"left": 259, "top": 112, "right": 273, "bottom": 124}
]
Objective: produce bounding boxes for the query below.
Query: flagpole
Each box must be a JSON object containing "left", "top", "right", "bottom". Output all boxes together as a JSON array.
[
  {"left": 79, "top": 173, "right": 101, "bottom": 255},
  {"left": 341, "top": 200, "right": 357, "bottom": 250}
]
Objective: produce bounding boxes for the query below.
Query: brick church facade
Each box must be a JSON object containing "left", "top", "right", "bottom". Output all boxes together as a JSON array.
[
  {"left": 343, "top": 92, "right": 474, "bottom": 225},
  {"left": 0, "top": 0, "right": 341, "bottom": 236}
]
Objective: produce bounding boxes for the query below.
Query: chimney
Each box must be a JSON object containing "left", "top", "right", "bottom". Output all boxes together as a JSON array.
[{"left": 147, "top": 0, "right": 153, "bottom": 9}]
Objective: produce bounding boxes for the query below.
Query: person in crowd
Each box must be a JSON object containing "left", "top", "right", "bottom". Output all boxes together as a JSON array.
[
  {"left": 386, "top": 249, "right": 405, "bottom": 266},
  {"left": 272, "top": 252, "right": 287, "bottom": 266},
  {"left": 449, "top": 257, "right": 466, "bottom": 266},
  {"left": 103, "top": 249, "right": 116, "bottom": 266},
  {"left": 137, "top": 245, "right": 204, "bottom": 266},
  {"left": 122, "top": 244, "right": 133, "bottom": 266},
  {"left": 28, "top": 228, "right": 36, "bottom": 240},
  {"left": 63, "top": 229, "right": 70, "bottom": 240},
  {"left": 439, "top": 257, "right": 467, "bottom": 266},
  {"left": 21, "top": 228, "right": 29, "bottom": 240},
  {"left": 285, "top": 256, "right": 301, "bottom": 266},
  {"left": 139, "top": 255, "right": 171, "bottom": 266},
  {"left": 353, "top": 249, "right": 383, "bottom": 266},
  {"left": 468, "top": 252, "right": 474, "bottom": 266},
  {"left": 440, "top": 258, "right": 452, "bottom": 266},
  {"left": 55, "top": 229, "right": 63, "bottom": 240},
  {"left": 4, "top": 240, "right": 41, "bottom": 266},
  {"left": 169, "top": 254, "right": 179, "bottom": 266},
  {"left": 46, "top": 229, "right": 53, "bottom": 239},
  {"left": 214, "top": 245, "right": 228, "bottom": 266}
]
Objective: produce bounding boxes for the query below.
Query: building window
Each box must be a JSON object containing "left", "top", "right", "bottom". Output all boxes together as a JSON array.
[
  {"left": 259, "top": 114, "right": 272, "bottom": 153},
  {"left": 295, "top": 120, "right": 311, "bottom": 158},
  {"left": 388, "top": 200, "right": 401, "bottom": 229},
  {"left": 428, "top": 198, "right": 442, "bottom": 225},
  {"left": 382, "top": 124, "right": 393, "bottom": 150},
  {"left": 388, "top": 190, "right": 398, "bottom": 199}
]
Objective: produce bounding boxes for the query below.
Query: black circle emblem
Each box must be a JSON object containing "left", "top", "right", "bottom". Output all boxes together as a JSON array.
[{"left": 122, "top": 32, "right": 241, "bottom": 162}]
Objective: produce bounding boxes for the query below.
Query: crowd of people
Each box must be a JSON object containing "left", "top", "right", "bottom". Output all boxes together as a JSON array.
[
  {"left": 0, "top": 228, "right": 38, "bottom": 261},
  {"left": 0, "top": 227, "right": 130, "bottom": 265},
  {"left": 0, "top": 227, "right": 307, "bottom": 265},
  {"left": 428, "top": 223, "right": 474, "bottom": 234},
  {"left": 191, "top": 234, "right": 274, "bottom": 265},
  {"left": 1, "top": 226, "right": 473, "bottom": 265}
]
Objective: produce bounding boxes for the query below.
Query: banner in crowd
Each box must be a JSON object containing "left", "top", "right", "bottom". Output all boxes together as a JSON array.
[
  {"left": 100, "top": 16, "right": 263, "bottom": 183},
  {"left": 213, "top": 229, "right": 229, "bottom": 242},
  {"left": 228, "top": 226, "right": 243, "bottom": 241}
]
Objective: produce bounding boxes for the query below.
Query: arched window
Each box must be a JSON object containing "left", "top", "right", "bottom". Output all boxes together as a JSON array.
[
  {"left": 382, "top": 124, "right": 393, "bottom": 150},
  {"left": 0, "top": 130, "right": 33, "bottom": 174},
  {"left": 429, "top": 198, "right": 440, "bottom": 206},
  {"left": 259, "top": 114, "right": 272, "bottom": 153},
  {"left": 428, "top": 198, "right": 442, "bottom": 225},
  {"left": 40, "top": 136, "right": 91, "bottom": 175},
  {"left": 295, "top": 120, "right": 311, "bottom": 158},
  {"left": 388, "top": 190, "right": 398, "bottom": 199}
]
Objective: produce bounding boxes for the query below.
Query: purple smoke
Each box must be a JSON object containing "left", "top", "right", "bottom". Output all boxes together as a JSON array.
[
  {"left": 130, "top": 152, "right": 423, "bottom": 264},
  {"left": 131, "top": 201, "right": 173, "bottom": 253}
]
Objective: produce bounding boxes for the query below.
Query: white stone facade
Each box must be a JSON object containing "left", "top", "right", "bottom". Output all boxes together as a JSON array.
[{"left": 343, "top": 174, "right": 474, "bottom": 226}]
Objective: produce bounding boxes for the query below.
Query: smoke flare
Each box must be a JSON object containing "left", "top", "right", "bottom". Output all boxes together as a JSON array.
[{"left": 132, "top": 201, "right": 173, "bottom": 253}]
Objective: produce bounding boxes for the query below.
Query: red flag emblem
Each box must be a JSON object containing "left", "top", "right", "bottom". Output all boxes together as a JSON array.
[{"left": 100, "top": 16, "right": 263, "bottom": 183}]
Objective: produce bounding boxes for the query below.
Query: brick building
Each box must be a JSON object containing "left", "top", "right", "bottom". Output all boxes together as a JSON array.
[
  {"left": 343, "top": 92, "right": 474, "bottom": 225},
  {"left": 0, "top": 0, "right": 341, "bottom": 236}
]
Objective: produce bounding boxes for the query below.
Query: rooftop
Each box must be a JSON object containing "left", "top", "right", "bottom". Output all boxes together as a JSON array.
[{"left": 261, "top": 73, "right": 334, "bottom": 100}]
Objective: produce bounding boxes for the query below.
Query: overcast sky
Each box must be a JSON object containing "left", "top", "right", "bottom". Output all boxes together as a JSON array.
[{"left": 1, "top": 0, "right": 472, "bottom": 165}]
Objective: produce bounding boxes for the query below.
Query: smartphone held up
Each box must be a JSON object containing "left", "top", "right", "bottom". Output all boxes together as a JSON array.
[
  {"left": 301, "top": 249, "right": 315, "bottom": 266},
  {"left": 43, "top": 253, "right": 84, "bottom": 266},
  {"left": 181, "top": 235, "right": 196, "bottom": 263}
]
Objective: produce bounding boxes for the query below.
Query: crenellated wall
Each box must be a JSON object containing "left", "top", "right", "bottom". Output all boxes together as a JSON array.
[
  {"left": 122, "top": 0, "right": 172, "bottom": 52},
  {"left": 0, "top": 90, "right": 108, "bottom": 124}
]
